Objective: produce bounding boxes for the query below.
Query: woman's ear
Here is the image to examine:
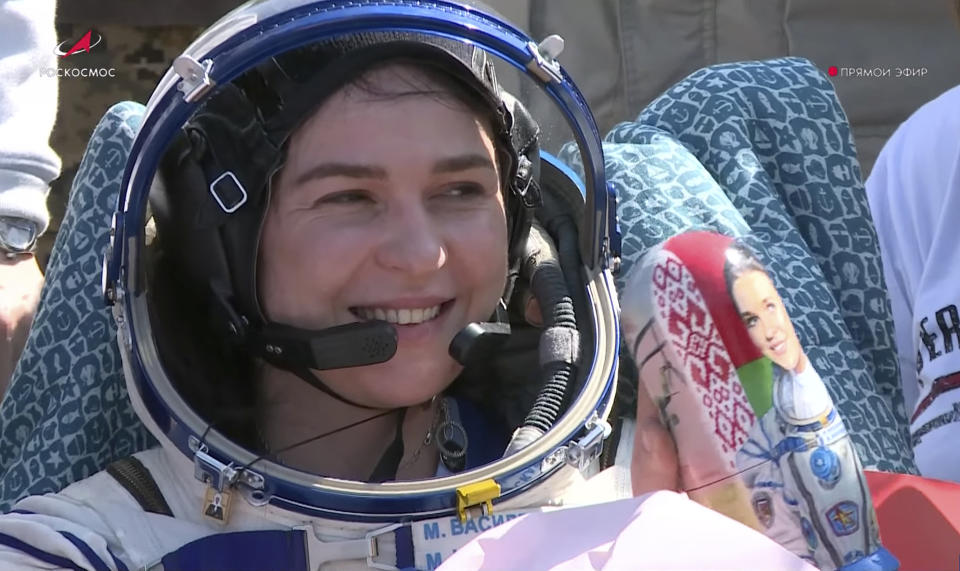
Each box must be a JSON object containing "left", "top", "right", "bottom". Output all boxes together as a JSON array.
[{"left": 523, "top": 293, "right": 543, "bottom": 327}]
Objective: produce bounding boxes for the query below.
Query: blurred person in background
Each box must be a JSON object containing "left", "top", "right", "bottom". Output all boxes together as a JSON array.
[
  {"left": 0, "top": 0, "right": 60, "bottom": 395},
  {"left": 513, "top": 0, "right": 960, "bottom": 177}
]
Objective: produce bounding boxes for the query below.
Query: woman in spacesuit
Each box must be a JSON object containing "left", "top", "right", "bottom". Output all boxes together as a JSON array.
[{"left": 0, "top": 2, "right": 628, "bottom": 569}]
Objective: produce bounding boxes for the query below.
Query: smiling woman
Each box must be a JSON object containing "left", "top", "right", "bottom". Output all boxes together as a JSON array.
[
  {"left": 147, "top": 37, "right": 533, "bottom": 484},
  {"left": 253, "top": 62, "right": 511, "bottom": 479},
  {"left": 724, "top": 241, "right": 807, "bottom": 374}
]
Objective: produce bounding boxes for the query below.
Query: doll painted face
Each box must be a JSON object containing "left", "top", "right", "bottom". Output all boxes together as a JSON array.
[{"left": 730, "top": 269, "right": 804, "bottom": 372}]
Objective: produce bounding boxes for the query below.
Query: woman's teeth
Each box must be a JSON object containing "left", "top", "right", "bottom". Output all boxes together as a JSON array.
[{"left": 354, "top": 305, "right": 442, "bottom": 325}]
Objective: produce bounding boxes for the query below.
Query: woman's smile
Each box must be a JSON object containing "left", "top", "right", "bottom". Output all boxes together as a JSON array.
[
  {"left": 350, "top": 298, "right": 457, "bottom": 343},
  {"left": 768, "top": 338, "right": 786, "bottom": 356}
]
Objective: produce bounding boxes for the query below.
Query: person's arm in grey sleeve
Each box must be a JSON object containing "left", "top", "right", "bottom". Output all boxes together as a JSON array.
[
  {"left": 0, "top": 0, "right": 61, "bottom": 395},
  {"left": 0, "top": 0, "right": 60, "bottom": 232}
]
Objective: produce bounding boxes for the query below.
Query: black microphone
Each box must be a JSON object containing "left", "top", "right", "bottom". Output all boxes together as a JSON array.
[
  {"left": 256, "top": 320, "right": 398, "bottom": 370},
  {"left": 258, "top": 317, "right": 513, "bottom": 371},
  {"left": 449, "top": 321, "right": 511, "bottom": 367}
]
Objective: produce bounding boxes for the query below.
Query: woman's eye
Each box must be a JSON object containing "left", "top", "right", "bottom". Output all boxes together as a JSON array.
[
  {"left": 439, "top": 183, "right": 486, "bottom": 199},
  {"left": 313, "top": 190, "right": 372, "bottom": 207},
  {"left": 744, "top": 316, "right": 758, "bottom": 328},
  {"left": 766, "top": 302, "right": 777, "bottom": 312}
]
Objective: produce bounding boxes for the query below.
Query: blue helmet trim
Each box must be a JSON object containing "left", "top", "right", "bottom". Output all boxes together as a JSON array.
[{"left": 122, "top": 267, "right": 619, "bottom": 520}]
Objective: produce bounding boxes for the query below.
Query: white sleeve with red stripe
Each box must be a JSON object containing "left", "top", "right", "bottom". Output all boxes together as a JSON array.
[{"left": 866, "top": 83, "right": 960, "bottom": 483}]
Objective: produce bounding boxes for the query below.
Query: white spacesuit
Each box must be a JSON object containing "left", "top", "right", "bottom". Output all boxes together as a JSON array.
[{"left": 738, "top": 358, "right": 888, "bottom": 570}]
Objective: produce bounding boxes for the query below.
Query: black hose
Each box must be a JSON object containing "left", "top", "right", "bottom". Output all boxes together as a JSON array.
[
  {"left": 537, "top": 161, "right": 593, "bottom": 360},
  {"left": 546, "top": 213, "right": 592, "bottom": 358},
  {"left": 518, "top": 223, "right": 579, "bottom": 436}
]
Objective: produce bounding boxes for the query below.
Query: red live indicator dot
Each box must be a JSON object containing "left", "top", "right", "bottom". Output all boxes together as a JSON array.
[{"left": 828, "top": 66, "right": 839, "bottom": 77}]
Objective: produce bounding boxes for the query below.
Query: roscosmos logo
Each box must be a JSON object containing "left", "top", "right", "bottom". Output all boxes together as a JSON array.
[
  {"left": 42, "top": 29, "right": 116, "bottom": 78},
  {"left": 54, "top": 29, "right": 103, "bottom": 58}
]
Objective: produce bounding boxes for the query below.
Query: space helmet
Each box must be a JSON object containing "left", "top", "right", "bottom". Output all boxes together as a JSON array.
[{"left": 103, "top": 0, "right": 622, "bottom": 533}]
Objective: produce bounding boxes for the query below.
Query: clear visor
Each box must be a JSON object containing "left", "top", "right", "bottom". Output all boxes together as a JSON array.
[{"left": 116, "top": 0, "right": 618, "bottom": 519}]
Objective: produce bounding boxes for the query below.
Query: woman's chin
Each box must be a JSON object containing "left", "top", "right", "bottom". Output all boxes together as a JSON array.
[
  {"left": 771, "top": 355, "right": 803, "bottom": 373},
  {"left": 352, "top": 370, "right": 455, "bottom": 408}
]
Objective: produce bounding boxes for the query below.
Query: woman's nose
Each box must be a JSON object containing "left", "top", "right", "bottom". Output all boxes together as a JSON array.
[
  {"left": 375, "top": 205, "right": 447, "bottom": 275},
  {"left": 761, "top": 317, "right": 777, "bottom": 340}
]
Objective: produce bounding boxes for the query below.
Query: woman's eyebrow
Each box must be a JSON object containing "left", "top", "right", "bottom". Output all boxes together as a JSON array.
[
  {"left": 294, "top": 162, "right": 388, "bottom": 185},
  {"left": 292, "top": 154, "right": 494, "bottom": 185},
  {"left": 432, "top": 153, "right": 496, "bottom": 174}
]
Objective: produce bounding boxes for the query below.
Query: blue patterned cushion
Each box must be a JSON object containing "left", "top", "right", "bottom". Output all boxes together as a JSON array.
[
  {"left": 564, "top": 57, "right": 914, "bottom": 473},
  {"left": 0, "top": 103, "right": 155, "bottom": 511},
  {"left": 561, "top": 125, "right": 752, "bottom": 291}
]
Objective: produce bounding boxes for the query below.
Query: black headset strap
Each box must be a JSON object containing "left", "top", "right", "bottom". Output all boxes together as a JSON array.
[
  {"left": 291, "top": 365, "right": 409, "bottom": 482},
  {"left": 289, "top": 365, "right": 380, "bottom": 410}
]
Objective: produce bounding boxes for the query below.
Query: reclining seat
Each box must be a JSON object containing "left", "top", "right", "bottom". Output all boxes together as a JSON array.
[
  {"left": 0, "top": 57, "right": 915, "bottom": 510},
  {"left": 0, "top": 102, "right": 155, "bottom": 511}
]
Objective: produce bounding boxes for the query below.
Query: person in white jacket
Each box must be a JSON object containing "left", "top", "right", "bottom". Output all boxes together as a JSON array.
[
  {"left": 0, "top": 0, "right": 61, "bottom": 394},
  {"left": 865, "top": 81, "right": 960, "bottom": 483}
]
